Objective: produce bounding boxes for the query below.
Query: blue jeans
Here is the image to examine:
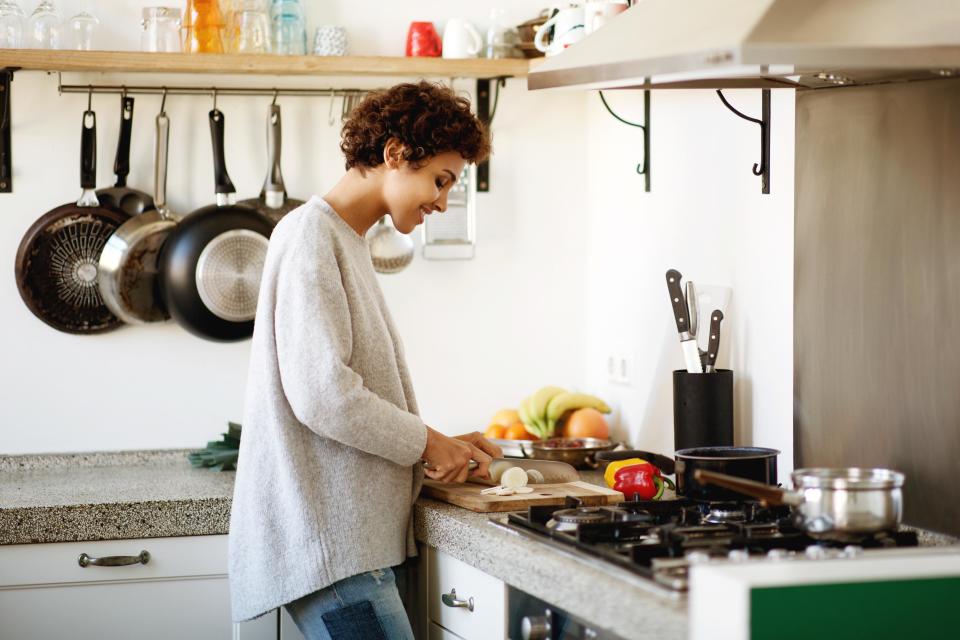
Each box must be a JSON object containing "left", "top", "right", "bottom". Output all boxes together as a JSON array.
[{"left": 284, "top": 566, "right": 415, "bottom": 640}]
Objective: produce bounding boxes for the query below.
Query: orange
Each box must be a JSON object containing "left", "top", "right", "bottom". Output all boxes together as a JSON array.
[
  {"left": 562, "top": 408, "right": 609, "bottom": 439},
  {"left": 490, "top": 409, "right": 521, "bottom": 427},
  {"left": 504, "top": 421, "right": 537, "bottom": 440},
  {"left": 484, "top": 424, "right": 507, "bottom": 440}
]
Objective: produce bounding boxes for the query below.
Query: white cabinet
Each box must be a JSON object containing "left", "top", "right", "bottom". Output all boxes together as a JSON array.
[
  {"left": 425, "top": 546, "right": 506, "bottom": 640},
  {"left": 0, "top": 534, "right": 276, "bottom": 640},
  {"left": 429, "top": 620, "right": 466, "bottom": 640}
]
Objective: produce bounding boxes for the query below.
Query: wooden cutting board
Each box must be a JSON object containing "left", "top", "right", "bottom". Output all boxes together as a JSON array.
[{"left": 421, "top": 480, "right": 624, "bottom": 513}]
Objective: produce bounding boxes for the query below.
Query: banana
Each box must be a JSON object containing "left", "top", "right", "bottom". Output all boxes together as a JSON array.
[
  {"left": 518, "top": 396, "right": 534, "bottom": 427},
  {"left": 528, "top": 386, "right": 567, "bottom": 425},
  {"left": 546, "top": 392, "right": 612, "bottom": 426}
]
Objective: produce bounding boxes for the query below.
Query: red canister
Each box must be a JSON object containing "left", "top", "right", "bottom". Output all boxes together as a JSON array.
[{"left": 406, "top": 21, "right": 441, "bottom": 57}]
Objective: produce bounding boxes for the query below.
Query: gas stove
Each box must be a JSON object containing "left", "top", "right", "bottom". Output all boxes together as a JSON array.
[{"left": 493, "top": 496, "right": 919, "bottom": 592}]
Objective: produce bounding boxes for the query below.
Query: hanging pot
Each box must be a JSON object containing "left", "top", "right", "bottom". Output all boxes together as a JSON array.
[
  {"left": 238, "top": 101, "right": 305, "bottom": 224},
  {"left": 96, "top": 95, "right": 154, "bottom": 216}
]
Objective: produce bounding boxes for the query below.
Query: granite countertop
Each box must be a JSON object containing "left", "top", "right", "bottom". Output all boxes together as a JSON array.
[{"left": 0, "top": 448, "right": 687, "bottom": 639}]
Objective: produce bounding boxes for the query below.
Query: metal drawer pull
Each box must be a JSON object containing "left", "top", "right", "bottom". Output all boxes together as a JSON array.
[
  {"left": 441, "top": 588, "right": 474, "bottom": 612},
  {"left": 78, "top": 550, "right": 150, "bottom": 568}
]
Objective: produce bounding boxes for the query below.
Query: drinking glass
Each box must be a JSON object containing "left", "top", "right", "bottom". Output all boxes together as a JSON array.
[
  {"left": 141, "top": 7, "right": 182, "bottom": 52},
  {"left": 232, "top": 0, "right": 270, "bottom": 53},
  {"left": 183, "top": 0, "right": 224, "bottom": 53},
  {"left": 27, "top": 0, "right": 61, "bottom": 49},
  {"left": 270, "top": 0, "right": 305, "bottom": 55},
  {"left": 0, "top": 0, "right": 24, "bottom": 49},
  {"left": 67, "top": 3, "right": 99, "bottom": 51}
]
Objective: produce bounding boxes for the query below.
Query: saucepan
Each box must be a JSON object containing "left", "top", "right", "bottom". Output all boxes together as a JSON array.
[
  {"left": 695, "top": 467, "right": 904, "bottom": 539},
  {"left": 596, "top": 446, "right": 780, "bottom": 502}
]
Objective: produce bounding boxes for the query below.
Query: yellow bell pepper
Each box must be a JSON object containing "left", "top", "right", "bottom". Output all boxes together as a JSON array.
[{"left": 603, "top": 457, "right": 647, "bottom": 488}]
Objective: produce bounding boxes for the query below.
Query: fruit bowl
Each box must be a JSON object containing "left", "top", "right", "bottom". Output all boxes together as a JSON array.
[{"left": 488, "top": 437, "right": 537, "bottom": 459}]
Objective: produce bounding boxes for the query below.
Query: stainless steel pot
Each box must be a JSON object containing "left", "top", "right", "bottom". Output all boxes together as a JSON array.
[{"left": 695, "top": 467, "right": 905, "bottom": 539}]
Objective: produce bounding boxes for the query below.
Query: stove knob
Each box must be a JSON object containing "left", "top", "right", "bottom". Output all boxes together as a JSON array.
[
  {"left": 727, "top": 549, "right": 750, "bottom": 562},
  {"left": 842, "top": 545, "right": 864, "bottom": 558},
  {"left": 766, "top": 548, "right": 791, "bottom": 560},
  {"left": 805, "top": 545, "right": 828, "bottom": 560},
  {"left": 521, "top": 614, "right": 552, "bottom": 640}
]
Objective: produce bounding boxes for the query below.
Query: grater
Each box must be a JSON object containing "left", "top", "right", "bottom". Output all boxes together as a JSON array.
[{"left": 422, "top": 164, "right": 476, "bottom": 259}]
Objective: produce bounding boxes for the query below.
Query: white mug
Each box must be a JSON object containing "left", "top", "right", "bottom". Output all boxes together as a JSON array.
[
  {"left": 534, "top": 6, "right": 585, "bottom": 56},
  {"left": 442, "top": 18, "right": 482, "bottom": 59},
  {"left": 584, "top": 0, "right": 629, "bottom": 35}
]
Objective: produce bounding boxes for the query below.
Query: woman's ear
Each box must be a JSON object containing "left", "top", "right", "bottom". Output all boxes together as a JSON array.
[{"left": 383, "top": 138, "right": 404, "bottom": 169}]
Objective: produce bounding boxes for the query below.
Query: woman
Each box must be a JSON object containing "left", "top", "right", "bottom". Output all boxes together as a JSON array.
[{"left": 228, "top": 81, "right": 502, "bottom": 639}]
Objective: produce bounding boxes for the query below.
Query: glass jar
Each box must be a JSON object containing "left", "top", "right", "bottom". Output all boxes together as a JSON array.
[
  {"left": 0, "top": 1, "right": 24, "bottom": 49},
  {"left": 27, "top": 0, "right": 61, "bottom": 49},
  {"left": 183, "top": 0, "right": 224, "bottom": 53},
  {"left": 67, "top": 5, "right": 99, "bottom": 51},
  {"left": 270, "top": 0, "right": 305, "bottom": 55},
  {"left": 141, "top": 7, "right": 182, "bottom": 52},
  {"left": 229, "top": 0, "right": 270, "bottom": 53}
]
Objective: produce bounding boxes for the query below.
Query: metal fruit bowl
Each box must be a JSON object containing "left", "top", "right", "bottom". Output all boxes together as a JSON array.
[
  {"left": 530, "top": 438, "right": 617, "bottom": 469},
  {"left": 488, "top": 437, "right": 537, "bottom": 459}
]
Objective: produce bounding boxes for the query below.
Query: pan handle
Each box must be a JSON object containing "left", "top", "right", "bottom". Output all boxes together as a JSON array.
[
  {"left": 113, "top": 96, "right": 134, "bottom": 188},
  {"left": 262, "top": 103, "right": 287, "bottom": 207},
  {"left": 154, "top": 113, "right": 169, "bottom": 214},
  {"left": 80, "top": 109, "right": 97, "bottom": 190},
  {"left": 694, "top": 469, "right": 802, "bottom": 506},
  {"left": 209, "top": 109, "right": 236, "bottom": 198}
]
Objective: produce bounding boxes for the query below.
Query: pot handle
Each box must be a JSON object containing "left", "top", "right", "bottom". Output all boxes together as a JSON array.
[
  {"left": 595, "top": 449, "right": 676, "bottom": 475},
  {"left": 694, "top": 470, "right": 802, "bottom": 506},
  {"left": 209, "top": 109, "right": 236, "bottom": 197}
]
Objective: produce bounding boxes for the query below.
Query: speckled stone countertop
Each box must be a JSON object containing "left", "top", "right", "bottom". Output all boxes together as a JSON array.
[{"left": 3, "top": 450, "right": 959, "bottom": 640}]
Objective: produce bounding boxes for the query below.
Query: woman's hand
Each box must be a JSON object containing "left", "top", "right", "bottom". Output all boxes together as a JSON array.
[
  {"left": 453, "top": 431, "right": 503, "bottom": 461},
  {"left": 421, "top": 427, "right": 493, "bottom": 483}
]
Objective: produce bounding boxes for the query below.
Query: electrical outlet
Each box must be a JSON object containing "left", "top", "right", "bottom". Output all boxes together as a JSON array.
[{"left": 607, "top": 352, "right": 633, "bottom": 386}]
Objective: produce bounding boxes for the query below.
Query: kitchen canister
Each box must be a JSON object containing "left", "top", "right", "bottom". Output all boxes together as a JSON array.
[
  {"left": 673, "top": 369, "right": 734, "bottom": 451},
  {"left": 313, "top": 25, "right": 348, "bottom": 56}
]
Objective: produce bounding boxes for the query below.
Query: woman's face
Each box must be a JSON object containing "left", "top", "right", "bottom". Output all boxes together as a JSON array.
[{"left": 383, "top": 150, "right": 467, "bottom": 234}]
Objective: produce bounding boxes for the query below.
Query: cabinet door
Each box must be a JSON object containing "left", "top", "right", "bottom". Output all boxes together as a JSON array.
[
  {"left": 429, "top": 621, "right": 466, "bottom": 640},
  {"left": 0, "top": 535, "right": 276, "bottom": 640},
  {"left": 427, "top": 546, "right": 506, "bottom": 640}
]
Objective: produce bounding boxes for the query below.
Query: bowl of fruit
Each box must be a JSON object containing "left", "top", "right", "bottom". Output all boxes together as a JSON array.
[{"left": 483, "top": 386, "right": 614, "bottom": 465}]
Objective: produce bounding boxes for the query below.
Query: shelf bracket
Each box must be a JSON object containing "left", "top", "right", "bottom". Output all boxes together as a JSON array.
[
  {"left": 0, "top": 67, "right": 14, "bottom": 193},
  {"left": 716, "top": 88, "right": 770, "bottom": 194},
  {"left": 476, "top": 76, "right": 506, "bottom": 193},
  {"left": 599, "top": 88, "right": 651, "bottom": 192}
]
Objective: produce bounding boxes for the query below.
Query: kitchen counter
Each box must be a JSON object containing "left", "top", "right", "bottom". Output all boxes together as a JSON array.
[{"left": 3, "top": 450, "right": 958, "bottom": 640}]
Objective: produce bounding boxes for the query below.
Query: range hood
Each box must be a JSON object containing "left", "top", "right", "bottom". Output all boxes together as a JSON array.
[{"left": 527, "top": 0, "right": 960, "bottom": 91}]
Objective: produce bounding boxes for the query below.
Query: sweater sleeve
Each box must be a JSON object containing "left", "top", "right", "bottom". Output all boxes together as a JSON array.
[{"left": 272, "top": 232, "right": 428, "bottom": 467}]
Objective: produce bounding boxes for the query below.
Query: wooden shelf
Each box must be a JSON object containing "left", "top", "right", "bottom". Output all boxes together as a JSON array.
[{"left": 0, "top": 49, "right": 531, "bottom": 78}]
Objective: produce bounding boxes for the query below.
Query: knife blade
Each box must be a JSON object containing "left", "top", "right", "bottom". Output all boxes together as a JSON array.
[
  {"left": 705, "top": 309, "right": 724, "bottom": 373},
  {"left": 424, "top": 458, "right": 580, "bottom": 485},
  {"left": 666, "top": 269, "right": 703, "bottom": 373},
  {"left": 686, "top": 280, "right": 699, "bottom": 339}
]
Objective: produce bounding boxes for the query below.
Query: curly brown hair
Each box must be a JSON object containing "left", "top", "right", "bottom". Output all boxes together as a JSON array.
[{"left": 340, "top": 81, "right": 491, "bottom": 171}]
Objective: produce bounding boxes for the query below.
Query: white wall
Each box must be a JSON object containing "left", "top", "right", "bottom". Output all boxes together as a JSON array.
[
  {"left": 2, "top": 2, "right": 796, "bottom": 473},
  {"left": 584, "top": 88, "right": 795, "bottom": 478}
]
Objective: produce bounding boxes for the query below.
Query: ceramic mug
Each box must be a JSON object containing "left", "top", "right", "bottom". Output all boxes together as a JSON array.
[
  {"left": 534, "top": 6, "right": 585, "bottom": 56},
  {"left": 313, "top": 25, "right": 348, "bottom": 56},
  {"left": 584, "top": 0, "right": 629, "bottom": 35},
  {"left": 406, "top": 21, "right": 442, "bottom": 57},
  {"left": 442, "top": 18, "right": 482, "bottom": 59}
]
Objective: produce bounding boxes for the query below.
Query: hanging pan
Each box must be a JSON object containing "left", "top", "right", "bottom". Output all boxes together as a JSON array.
[
  {"left": 239, "top": 99, "right": 304, "bottom": 224},
  {"left": 158, "top": 104, "right": 273, "bottom": 342},
  {"left": 98, "top": 99, "right": 179, "bottom": 324},
  {"left": 15, "top": 99, "right": 129, "bottom": 334},
  {"left": 96, "top": 95, "right": 154, "bottom": 216}
]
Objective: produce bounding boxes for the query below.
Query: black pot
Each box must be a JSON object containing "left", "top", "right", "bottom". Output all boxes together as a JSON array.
[
  {"left": 675, "top": 446, "right": 780, "bottom": 501},
  {"left": 596, "top": 446, "right": 780, "bottom": 502}
]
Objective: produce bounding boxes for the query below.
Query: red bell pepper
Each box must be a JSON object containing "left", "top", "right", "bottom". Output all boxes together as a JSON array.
[{"left": 612, "top": 461, "right": 673, "bottom": 500}]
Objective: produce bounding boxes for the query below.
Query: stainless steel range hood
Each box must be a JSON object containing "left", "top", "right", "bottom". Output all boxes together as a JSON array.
[{"left": 527, "top": 0, "right": 960, "bottom": 91}]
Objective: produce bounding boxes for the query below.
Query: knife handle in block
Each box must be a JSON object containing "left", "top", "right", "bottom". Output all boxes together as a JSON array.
[
  {"left": 705, "top": 310, "right": 724, "bottom": 373},
  {"left": 665, "top": 269, "right": 691, "bottom": 337}
]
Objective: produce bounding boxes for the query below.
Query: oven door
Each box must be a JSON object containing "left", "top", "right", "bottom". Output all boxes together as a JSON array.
[{"left": 507, "top": 586, "right": 625, "bottom": 640}]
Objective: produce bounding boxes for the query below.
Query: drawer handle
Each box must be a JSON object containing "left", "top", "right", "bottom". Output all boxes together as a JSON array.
[
  {"left": 441, "top": 588, "right": 474, "bottom": 612},
  {"left": 78, "top": 550, "right": 150, "bottom": 568}
]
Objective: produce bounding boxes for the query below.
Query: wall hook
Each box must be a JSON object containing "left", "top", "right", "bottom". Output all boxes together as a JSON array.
[
  {"left": 598, "top": 88, "right": 651, "bottom": 192},
  {"left": 211, "top": 87, "right": 217, "bottom": 111},
  {"left": 160, "top": 87, "right": 168, "bottom": 114},
  {"left": 271, "top": 88, "right": 278, "bottom": 106},
  {"left": 716, "top": 89, "right": 771, "bottom": 194},
  {"left": 86, "top": 85, "right": 92, "bottom": 111}
]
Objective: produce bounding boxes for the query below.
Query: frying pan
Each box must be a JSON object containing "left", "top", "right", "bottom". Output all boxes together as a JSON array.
[
  {"left": 98, "top": 107, "right": 178, "bottom": 324},
  {"left": 239, "top": 102, "right": 304, "bottom": 224},
  {"left": 15, "top": 104, "right": 128, "bottom": 334},
  {"left": 158, "top": 108, "right": 273, "bottom": 342},
  {"left": 96, "top": 96, "right": 154, "bottom": 216}
]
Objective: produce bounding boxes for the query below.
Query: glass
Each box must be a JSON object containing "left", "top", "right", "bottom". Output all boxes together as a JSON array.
[
  {"left": 183, "top": 0, "right": 224, "bottom": 53},
  {"left": 230, "top": 0, "right": 270, "bottom": 53},
  {"left": 0, "top": 0, "right": 24, "bottom": 49},
  {"left": 270, "top": 0, "right": 305, "bottom": 55},
  {"left": 485, "top": 8, "right": 520, "bottom": 59},
  {"left": 67, "top": 2, "right": 98, "bottom": 51},
  {"left": 141, "top": 7, "right": 182, "bottom": 52},
  {"left": 27, "top": 0, "right": 61, "bottom": 49}
]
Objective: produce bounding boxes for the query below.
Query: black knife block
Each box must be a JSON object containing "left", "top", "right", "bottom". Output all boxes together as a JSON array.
[{"left": 673, "top": 369, "right": 734, "bottom": 451}]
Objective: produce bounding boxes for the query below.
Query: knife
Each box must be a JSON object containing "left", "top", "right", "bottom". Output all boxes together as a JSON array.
[
  {"left": 685, "top": 280, "right": 699, "bottom": 339},
  {"left": 705, "top": 309, "right": 724, "bottom": 373},
  {"left": 424, "top": 458, "right": 579, "bottom": 485},
  {"left": 666, "top": 269, "right": 703, "bottom": 373}
]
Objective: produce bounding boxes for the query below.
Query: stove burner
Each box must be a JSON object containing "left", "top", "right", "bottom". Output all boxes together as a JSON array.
[
  {"left": 703, "top": 503, "right": 747, "bottom": 524},
  {"left": 547, "top": 507, "right": 608, "bottom": 533}
]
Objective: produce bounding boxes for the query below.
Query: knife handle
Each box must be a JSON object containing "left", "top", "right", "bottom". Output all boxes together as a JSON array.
[
  {"left": 705, "top": 310, "right": 724, "bottom": 372},
  {"left": 666, "top": 269, "right": 691, "bottom": 336}
]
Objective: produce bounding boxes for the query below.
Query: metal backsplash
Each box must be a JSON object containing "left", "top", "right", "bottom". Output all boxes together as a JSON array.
[{"left": 795, "top": 79, "right": 960, "bottom": 536}]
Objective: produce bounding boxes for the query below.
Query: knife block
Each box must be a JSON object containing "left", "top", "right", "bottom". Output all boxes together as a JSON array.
[{"left": 673, "top": 369, "right": 734, "bottom": 451}]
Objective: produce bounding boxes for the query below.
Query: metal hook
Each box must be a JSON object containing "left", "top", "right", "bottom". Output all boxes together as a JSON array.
[
  {"left": 160, "top": 87, "right": 168, "bottom": 114},
  {"left": 716, "top": 89, "right": 770, "bottom": 192},
  {"left": 598, "top": 89, "right": 651, "bottom": 191},
  {"left": 87, "top": 85, "right": 92, "bottom": 111},
  {"left": 121, "top": 85, "right": 127, "bottom": 98},
  {"left": 271, "top": 89, "right": 279, "bottom": 106},
  {"left": 211, "top": 87, "right": 218, "bottom": 111}
]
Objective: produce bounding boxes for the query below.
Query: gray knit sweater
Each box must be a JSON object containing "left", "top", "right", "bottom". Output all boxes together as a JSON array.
[{"left": 228, "top": 196, "right": 428, "bottom": 623}]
